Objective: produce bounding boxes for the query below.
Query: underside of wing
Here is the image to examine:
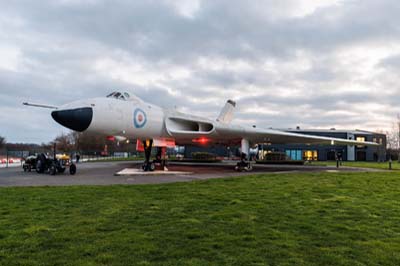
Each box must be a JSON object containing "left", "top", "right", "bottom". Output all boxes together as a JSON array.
[{"left": 214, "top": 126, "right": 380, "bottom": 147}]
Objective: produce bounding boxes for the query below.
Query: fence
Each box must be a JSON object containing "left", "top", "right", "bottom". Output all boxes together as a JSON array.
[
  {"left": 0, "top": 149, "right": 27, "bottom": 168},
  {"left": 76, "top": 151, "right": 141, "bottom": 162},
  {"left": 0, "top": 147, "right": 181, "bottom": 168}
]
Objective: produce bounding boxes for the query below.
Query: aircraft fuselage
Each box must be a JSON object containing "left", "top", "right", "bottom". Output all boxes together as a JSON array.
[{"left": 53, "top": 97, "right": 168, "bottom": 140}]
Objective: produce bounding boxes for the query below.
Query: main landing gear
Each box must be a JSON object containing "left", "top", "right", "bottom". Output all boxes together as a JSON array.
[
  {"left": 142, "top": 139, "right": 155, "bottom": 172},
  {"left": 141, "top": 140, "right": 168, "bottom": 172},
  {"left": 235, "top": 153, "right": 253, "bottom": 172},
  {"left": 235, "top": 138, "right": 253, "bottom": 172}
]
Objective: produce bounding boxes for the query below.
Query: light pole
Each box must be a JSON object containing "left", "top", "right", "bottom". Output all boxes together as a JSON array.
[{"left": 6, "top": 148, "right": 8, "bottom": 168}]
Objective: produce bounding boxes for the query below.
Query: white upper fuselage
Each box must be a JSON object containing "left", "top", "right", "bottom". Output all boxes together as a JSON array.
[{"left": 60, "top": 97, "right": 166, "bottom": 139}]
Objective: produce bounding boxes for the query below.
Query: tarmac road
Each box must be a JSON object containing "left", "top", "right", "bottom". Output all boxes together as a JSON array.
[{"left": 0, "top": 161, "right": 381, "bottom": 187}]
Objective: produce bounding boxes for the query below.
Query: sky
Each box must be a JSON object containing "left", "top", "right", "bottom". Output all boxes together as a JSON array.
[{"left": 1, "top": 0, "right": 400, "bottom": 143}]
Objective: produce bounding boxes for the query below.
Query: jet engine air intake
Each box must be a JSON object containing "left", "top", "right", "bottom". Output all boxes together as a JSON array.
[{"left": 166, "top": 117, "right": 214, "bottom": 135}]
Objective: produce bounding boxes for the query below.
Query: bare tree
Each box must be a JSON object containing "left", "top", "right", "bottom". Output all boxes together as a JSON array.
[
  {"left": 0, "top": 136, "right": 6, "bottom": 149},
  {"left": 372, "top": 129, "right": 387, "bottom": 162},
  {"left": 396, "top": 114, "right": 400, "bottom": 162},
  {"left": 54, "top": 133, "right": 75, "bottom": 153},
  {"left": 387, "top": 115, "right": 400, "bottom": 161},
  {"left": 73, "top": 132, "right": 107, "bottom": 152}
]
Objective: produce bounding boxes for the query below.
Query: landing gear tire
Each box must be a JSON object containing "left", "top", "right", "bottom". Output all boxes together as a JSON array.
[
  {"left": 244, "top": 164, "right": 253, "bottom": 172},
  {"left": 235, "top": 161, "right": 253, "bottom": 172},
  {"left": 142, "top": 162, "right": 155, "bottom": 172}
]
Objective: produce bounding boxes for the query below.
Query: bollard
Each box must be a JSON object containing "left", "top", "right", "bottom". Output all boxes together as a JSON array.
[
  {"left": 389, "top": 159, "right": 392, "bottom": 170},
  {"left": 336, "top": 159, "right": 339, "bottom": 168}
]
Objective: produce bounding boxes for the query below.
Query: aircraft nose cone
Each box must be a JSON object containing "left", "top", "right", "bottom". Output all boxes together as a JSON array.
[{"left": 51, "top": 107, "right": 93, "bottom": 132}]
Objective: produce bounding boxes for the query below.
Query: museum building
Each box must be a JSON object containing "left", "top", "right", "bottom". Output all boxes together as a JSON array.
[
  {"left": 261, "top": 128, "right": 387, "bottom": 162},
  {"left": 183, "top": 128, "right": 387, "bottom": 162}
]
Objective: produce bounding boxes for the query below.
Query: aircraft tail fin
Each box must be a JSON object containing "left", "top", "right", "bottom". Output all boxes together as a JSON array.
[{"left": 217, "top": 100, "right": 236, "bottom": 123}]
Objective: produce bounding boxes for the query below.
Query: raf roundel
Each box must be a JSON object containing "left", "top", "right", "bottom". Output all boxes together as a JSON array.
[{"left": 133, "top": 108, "right": 147, "bottom": 128}]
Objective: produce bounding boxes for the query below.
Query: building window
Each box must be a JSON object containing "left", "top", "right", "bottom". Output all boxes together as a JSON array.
[
  {"left": 356, "top": 136, "right": 365, "bottom": 142},
  {"left": 259, "top": 150, "right": 287, "bottom": 161},
  {"left": 356, "top": 136, "right": 366, "bottom": 148},
  {"left": 303, "top": 150, "right": 318, "bottom": 161},
  {"left": 286, "top": 150, "right": 302, "bottom": 161}
]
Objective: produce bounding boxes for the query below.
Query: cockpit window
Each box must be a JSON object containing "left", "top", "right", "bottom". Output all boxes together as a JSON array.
[{"left": 106, "top": 91, "right": 132, "bottom": 101}]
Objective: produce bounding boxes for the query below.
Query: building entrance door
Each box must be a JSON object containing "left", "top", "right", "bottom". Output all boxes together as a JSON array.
[
  {"left": 356, "top": 151, "right": 367, "bottom": 161},
  {"left": 327, "top": 151, "right": 336, "bottom": 161}
]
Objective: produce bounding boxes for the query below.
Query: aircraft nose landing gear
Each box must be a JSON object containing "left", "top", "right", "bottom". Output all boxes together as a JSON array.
[{"left": 142, "top": 139, "right": 155, "bottom": 172}]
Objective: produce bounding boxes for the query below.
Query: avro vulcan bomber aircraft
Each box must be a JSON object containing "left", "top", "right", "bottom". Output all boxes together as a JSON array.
[{"left": 24, "top": 90, "right": 379, "bottom": 171}]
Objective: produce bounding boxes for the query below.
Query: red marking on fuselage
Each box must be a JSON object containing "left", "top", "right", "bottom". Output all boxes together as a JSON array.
[{"left": 138, "top": 114, "right": 143, "bottom": 122}]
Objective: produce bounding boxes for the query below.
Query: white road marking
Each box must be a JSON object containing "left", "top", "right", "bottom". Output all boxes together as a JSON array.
[{"left": 116, "top": 168, "right": 193, "bottom": 176}]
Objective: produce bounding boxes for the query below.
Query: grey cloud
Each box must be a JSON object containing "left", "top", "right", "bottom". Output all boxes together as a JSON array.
[
  {"left": 378, "top": 54, "right": 400, "bottom": 70},
  {"left": 1, "top": 0, "right": 400, "bottom": 143}
]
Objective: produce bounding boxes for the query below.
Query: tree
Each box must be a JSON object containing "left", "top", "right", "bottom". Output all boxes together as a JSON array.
[
  {"left": 371, "top": 129, "right": 387, "bottom": 162},
  {"left": 387, "top": 115, "right": 400, "bottom": 161},
  {"left": 0, "top": 136, "right": 5, "bottom": 149},
  {"left": 73, "top": 132, "right": 107, "bottom": 152},
  {"left": 397, "top": 114, "right": 400, "bottom": 162},
  {"left": 54, "top": 133, "right": 75, "bottom": 153}
]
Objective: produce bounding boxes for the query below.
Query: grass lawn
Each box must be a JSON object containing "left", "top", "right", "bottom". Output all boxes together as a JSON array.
[
  {"left": 311, "top": 161, "right": 400, "bottom": 170},
  {"left": 1, "top": 172, "right": 400, "bottom": 265}
]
